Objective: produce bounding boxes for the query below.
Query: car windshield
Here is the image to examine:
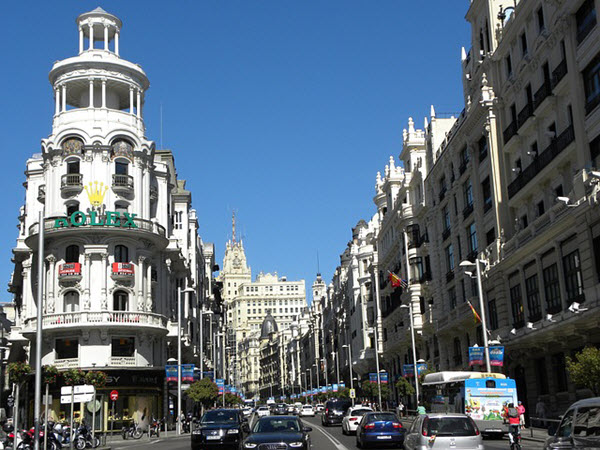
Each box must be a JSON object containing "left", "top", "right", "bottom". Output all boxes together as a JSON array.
[
  {"left": 351, "top": 409, "right": 372, "bottom": 417},
  {"left": 303, "top": 406, "right": 312, "bottom": 409},
  {"left": 253, "top": 418, "right": 301, "bottom": 433},
  {"left": 366, "top": 413, "right": 397, "bottom": 423},
  {"left": 201, "top": 410, "right": 239, "bottom": 424},
  {"left": 424, "top": 417, "right": 477, "bottom": 437}
]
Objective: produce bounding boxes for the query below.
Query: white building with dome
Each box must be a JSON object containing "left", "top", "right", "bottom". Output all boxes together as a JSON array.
[{"left": 8, "top": 7, "right": 212, "bottom": 431}]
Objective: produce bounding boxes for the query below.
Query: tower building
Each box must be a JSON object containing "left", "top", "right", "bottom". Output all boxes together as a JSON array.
[{"left": 8, "top": 8, "right": 209, "bottom": 430}]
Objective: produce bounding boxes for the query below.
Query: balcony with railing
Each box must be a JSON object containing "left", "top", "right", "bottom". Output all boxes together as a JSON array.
[
  {"left": 22, "top": 311, "right": 168, "bottom": 335},
  {"left": 110, "top": 356, "right": 137, "bottom": 367},
  {"left": 507, "top": 125, "right": 575, "bottom": 199},
  {"left": 61, "top": 174, "right": 83, "bottom": 194},
  {"left": 58, "top": 263, "right": 82, "bottom": 282},
  {"left": 112, "top": 174, "right": 134, "bottom": 194},
  {"left": 533, "top": 82, "right": 552, "bottom": 112},
  {"left": 503, "top": 121, "right": 518, "bottom": 145},
  {"left": 463, "top": 203, "right": 474, "bottom": 220},
  {"left": 27, "top": 215, "right": 167, "bottom": 245},
  {"left": 442, "top": 227, "right": 451, "bottom": 242},
  {"left": 112, "top": 262, "right": 135, "bottom": 280},
  {"left": 552, "top": 59, "right": 567, "bottom": 89},
  {"left": 517, "top": 103, "right": 534, "bottom": 129},
  {"left": 55, "top": 358, "right": 79, "bottom": 369}
]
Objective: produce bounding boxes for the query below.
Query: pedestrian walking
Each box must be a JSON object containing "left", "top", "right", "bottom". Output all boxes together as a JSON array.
[
  {"left": 535, "top": 398, "right": 547, "bottom": 428},
  {"left": 517, "top": 401, "right": 526, "bottom": 429},
  {"left": 397, "top": 401, "right": 404, "bottom": 418}
]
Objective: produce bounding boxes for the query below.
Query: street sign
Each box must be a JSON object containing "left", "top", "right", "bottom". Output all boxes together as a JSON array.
[
  {"left": 349, "top": 388, "right": 356, "bottom": 399},
  {"left": 7, "top": 395, "right": 14, "bottom": 407},
  {"left": 110, "top": 390, "right": 119, "bottom": 401},
  {"left": 61, "top": 393, "right": 94, "bottom": 404}
]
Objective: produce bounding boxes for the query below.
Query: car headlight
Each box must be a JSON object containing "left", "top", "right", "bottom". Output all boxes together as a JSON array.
[
  {"left": 243, "top": 443, "right": 257, "bottom": 449},
  {"left": 289, "top": 443, "right": 303, "bottom": 448},
  {"left": 227, "top": 429, "right": 240, "bottom": 434}
]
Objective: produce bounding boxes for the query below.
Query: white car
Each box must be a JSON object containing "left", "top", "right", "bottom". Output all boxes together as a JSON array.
[
  {"left": 315, "top": 404, "right": 325, "bottom": 413},
  {"left": 299, "top": 404, "right": 315, "bottom": 417},
  {"left": 342, "top": 406, "right": 373, "bottom": 435},
  {"left": 242, "top": 407, "right": 253, "bottom": 417},
  {"left": 256, "top": 406, "right": 271, "bottom": 417}
]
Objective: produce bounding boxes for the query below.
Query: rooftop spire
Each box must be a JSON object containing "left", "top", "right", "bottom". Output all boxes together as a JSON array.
[{"left": 232, "top": 211, "right": 236, "bottom": 243}]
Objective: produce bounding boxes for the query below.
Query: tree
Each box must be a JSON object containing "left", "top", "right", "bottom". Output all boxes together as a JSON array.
[
  {"left": 360, "top": 381, "right": 389, "bottom": 401},
  {"left": 566, "top": 346, "right": 600, "bottom": 395},
  {"left": 224, "top": 393, "right": 243, "bottom": 406},
  {"left": 395, "top": 377, "right": 415, "bottom": 399},
  {"left": 185, "top": 378, "right": 219, "bottom": 408}
]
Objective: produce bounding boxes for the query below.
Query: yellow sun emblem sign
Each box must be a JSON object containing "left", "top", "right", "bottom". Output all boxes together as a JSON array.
[{"left": 84, "top": 181, "right": 108, "bottom": 207}]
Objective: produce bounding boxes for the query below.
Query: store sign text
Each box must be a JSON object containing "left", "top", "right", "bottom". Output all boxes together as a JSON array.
[{"left": 54, "top": 211, "right": 138, "bottom": 229}]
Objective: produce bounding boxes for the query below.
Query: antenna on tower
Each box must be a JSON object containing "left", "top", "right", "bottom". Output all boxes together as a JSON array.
[
  {"left": 232, "top": 210, "right": 236, "bottom": 243},
  {"left": 160, "top": 103, "right": 163, "bottom": 149},
  {"left": 317, "top": 250, "right": 320, "bottom": 275}
]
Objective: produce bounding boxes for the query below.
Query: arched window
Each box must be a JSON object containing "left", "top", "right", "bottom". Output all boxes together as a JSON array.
[
  {"left": 115, "top": 161, "right": 129, "bottom": 175},
  {"left": 66, "top": 159, "right": 80, "bottom": 174},
  {"left": 115, "top": 245, "right": 129, "bottom": 263},
  {"left": 65, "top": 245, "right": 79, "bottom": 263},
  {"left": 64, "top": 291, "right": 80, "bottom": 312},
  {"left": 113, "top": 291, "right": 128, "bottom": 311}
]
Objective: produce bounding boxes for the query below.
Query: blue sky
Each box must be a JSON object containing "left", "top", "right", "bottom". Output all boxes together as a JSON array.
[{"left": 0, "top": 1, "right": 470, "bottom": 303}]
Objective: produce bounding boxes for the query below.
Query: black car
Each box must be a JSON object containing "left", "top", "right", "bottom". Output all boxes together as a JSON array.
[
  {"left": 242, "top": 416, "right": 311, "bottom": 450},
  {"left": 322, "top": 399, "right": 352, "bottom": 426},
  {"left": 273, "top": 403, "right": 288, "bottom": 415},
  {"left": 191, "top": 408, "right": 249, "bottom": 450}
]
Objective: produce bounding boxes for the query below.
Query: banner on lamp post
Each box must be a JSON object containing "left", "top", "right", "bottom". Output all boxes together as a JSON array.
[
  {"left": 165, "top": 365, "right": 178, "bottom": 382},
  {"left": 469, "top": 347, "right": 485, "bottom": 366},
  {"left": 403, "top": 363, "right": 427, "bottom": 378},
  {"left": 490, "top": 346, "right": 505, "bottom": 366}
]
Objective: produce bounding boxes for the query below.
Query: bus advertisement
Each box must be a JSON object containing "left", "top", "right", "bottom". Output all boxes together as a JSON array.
[{"left": 423, "top": 371, "right": 518, "bottom": 436}]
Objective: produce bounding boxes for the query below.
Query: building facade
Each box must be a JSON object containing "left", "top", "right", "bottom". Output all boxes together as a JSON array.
[{"left": 7, "top": 8, "right": 211, "bottom": 429}]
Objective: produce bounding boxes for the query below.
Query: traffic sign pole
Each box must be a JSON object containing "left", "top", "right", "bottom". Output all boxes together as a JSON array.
[
  {"left": 109, "top": 391, "right": 118, "bottom": 442},
  {"left": 70, "top": 387, "right": 74, "bottom": 450}
]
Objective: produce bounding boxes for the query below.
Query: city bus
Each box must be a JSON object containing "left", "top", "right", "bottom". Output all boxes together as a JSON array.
[{"left": 422, "top": 371, "right": 518, "bottom": 437}]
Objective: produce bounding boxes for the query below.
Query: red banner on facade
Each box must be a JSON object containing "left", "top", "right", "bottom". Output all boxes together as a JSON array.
[
  {"left": 59, "top": 263, "right": 81, "bottom": 276},
  {"left": 112, "top": 262, "right": 134, "bottom": 275}
]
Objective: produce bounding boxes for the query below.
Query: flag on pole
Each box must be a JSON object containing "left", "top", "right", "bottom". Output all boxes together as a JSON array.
[
  {"left": 467, "top": 299, "right": 482, "bottom": 323},
  {"left": 388, "top": 271, "right": 408, "bottom": 289}
]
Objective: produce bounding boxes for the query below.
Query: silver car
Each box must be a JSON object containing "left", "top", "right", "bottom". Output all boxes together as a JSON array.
[{"left": 403, "top": 413, "right": 484, "bottom": 450}]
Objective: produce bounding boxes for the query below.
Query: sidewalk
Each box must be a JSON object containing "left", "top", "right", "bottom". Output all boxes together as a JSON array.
[{"left": 100, "top": 431, "right": 190, "bottom": 449}]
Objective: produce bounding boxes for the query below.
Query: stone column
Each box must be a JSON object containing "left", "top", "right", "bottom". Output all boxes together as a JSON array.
[
  {"left": 129, "top": 86, "right": 134, "bottom": 114},
  {"left": 61, "top": 84, "right": 66, "bottom": 112},
  {"left": 101, "top": 253, "right": 108, "bottom": 310},
  {"left": 137, "top": 256, "right": 146, "bottom": 311},
  {"left": 143, "top": 164, "right": 151, "bottom": 218},
  {"left": 136, "top": 89, "right": 141, "bottom": 118},
  {"left": 79, "top": 26, "right": 84, "bottom": 54},
  {"left": 115, "top": 30, "right": 119, "bottom": 56},
  {"left": 88, "top": 23, "right": 94, "bottom": 50},
  {"left": 84, "top": 254, "right": 91, "bottom": 310},
  {"left": 54, "top": 87, "right": 60, "bottom": 116},
  {"left": 88, "top": 78, "right": 94, "bottom": 108},
  {"left": 47, "top": 256, "right": 56, "bottom": 314},
  {"left": 146, "top": 261, "right": 153, "bottom": 311},
  {"left": 101, "top": 79, "right": 107, "bottom": 108},
  {"left": 104, "top": 24, "right": 109, "bottom": 50}
]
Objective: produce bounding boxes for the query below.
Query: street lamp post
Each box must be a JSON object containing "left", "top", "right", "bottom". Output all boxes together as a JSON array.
[
  {"left": 372, "top": 252, "right": 383, "bottom": 411},
  {"left": 342, "top": 344, "right": 354, "bottom": 406},
  {"left": 321, "top": 358, "right": 329, "bottom": 391},
  {"left": 459, "top": 259, "right": 491, "bottom": 372},
  {"left": 178, "top": 286, "right": 195, "bottom": 435}
]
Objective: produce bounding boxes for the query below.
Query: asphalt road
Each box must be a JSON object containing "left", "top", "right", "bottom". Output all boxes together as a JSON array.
[{"left": 108, "top": 414, "right": 547, "bottom": 449}]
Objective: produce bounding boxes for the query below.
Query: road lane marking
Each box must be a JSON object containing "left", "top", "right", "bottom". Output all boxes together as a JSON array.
[{"left": 310, "top": 422, "right": 350, "bottom": 450}]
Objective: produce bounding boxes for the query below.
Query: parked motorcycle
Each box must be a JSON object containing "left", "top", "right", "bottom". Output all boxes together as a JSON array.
[
  {"left": 121, "top": 422, "right": 143, "bottom": 440},
  {"left": 74, "top": 422, "right": 99, "bottom": 449},
  {"left": 148, "top": 418, "right": 161, "bottom": 438}
]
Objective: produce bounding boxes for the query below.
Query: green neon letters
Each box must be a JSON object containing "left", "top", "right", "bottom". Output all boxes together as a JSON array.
[{"left": 54, "top": 211, "right": 138, "bottom": 229}]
